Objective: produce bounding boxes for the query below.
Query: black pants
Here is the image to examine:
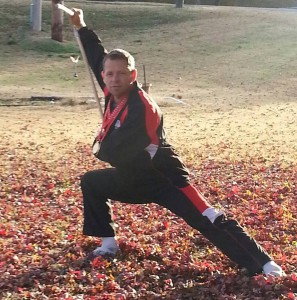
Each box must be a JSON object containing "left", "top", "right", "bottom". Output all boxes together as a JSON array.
[{"left": 81, "top": 167, "right": 271, "bottom": 275}]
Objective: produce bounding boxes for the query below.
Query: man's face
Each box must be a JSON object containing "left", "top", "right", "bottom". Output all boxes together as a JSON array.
[{"left": 102, "top": 58, "right": 136, "bottom": 101}]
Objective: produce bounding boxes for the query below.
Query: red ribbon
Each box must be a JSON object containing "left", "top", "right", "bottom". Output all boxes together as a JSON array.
[{"left": 97, "top": 97, "right": 127, "bottom": 142}]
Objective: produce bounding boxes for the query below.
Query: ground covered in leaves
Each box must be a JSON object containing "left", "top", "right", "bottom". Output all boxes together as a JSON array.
[{"left": 1, "top": 140, "right": 296, "bottom": 299}]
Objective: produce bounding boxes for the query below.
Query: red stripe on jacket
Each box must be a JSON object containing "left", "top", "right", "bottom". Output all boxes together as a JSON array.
[{"left": 138, "top": 90, "right": 160, "bottom": 145}]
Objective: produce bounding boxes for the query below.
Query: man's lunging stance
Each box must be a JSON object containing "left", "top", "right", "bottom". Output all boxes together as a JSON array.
[{"left": 70, "top": 9, "right": 283, "bottom": 277}]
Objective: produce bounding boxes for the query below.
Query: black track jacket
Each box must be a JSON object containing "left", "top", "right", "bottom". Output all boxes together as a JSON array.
[{"left": 78, "top": 27, "right": 190, "bottom": 188}]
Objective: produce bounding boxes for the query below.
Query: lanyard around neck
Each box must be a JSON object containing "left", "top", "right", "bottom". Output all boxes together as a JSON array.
[{"left": 97, "top": 97, "right": 127, "bottom": 142}]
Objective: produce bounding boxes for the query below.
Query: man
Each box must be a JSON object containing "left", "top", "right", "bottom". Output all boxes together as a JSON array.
[{"left": 70, "top": 9, "right": 283, "bottom": 277}]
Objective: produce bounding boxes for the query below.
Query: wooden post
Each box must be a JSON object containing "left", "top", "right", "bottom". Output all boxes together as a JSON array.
[
  {"left": 51, "top": 0, "right": 64, "bottom": 42},
  {"left": 176, "top": 0, "right": 184, "bottom": 8},
  {"left": 31, "top": 0, "right": 42, "bottom": 31},
  {"left": 142, "top": 65, "right": 151, "bottom": 93}
]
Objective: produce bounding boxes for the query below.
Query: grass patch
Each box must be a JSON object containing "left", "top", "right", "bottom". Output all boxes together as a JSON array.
[
  {"left": 3, "top": 1, "right": 297, "bottom": 95},
  {"left": 84, "top": 5, "right": 200, "bottom": 33},
  {"left": 0, "top": 1, "right": 200, "bottom": 55},
  {"left": 20, "top": 36, "right": 79, "bottom": 54}
]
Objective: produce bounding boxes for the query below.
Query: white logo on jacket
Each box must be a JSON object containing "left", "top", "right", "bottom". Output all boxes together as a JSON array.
[{"left": 114, "top": 120, "right": 121, "bottom": 129}]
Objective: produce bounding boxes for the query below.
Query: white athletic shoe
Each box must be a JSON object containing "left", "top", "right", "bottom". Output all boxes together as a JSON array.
[
  {"left": 93, "top": 237, "right": 119, "bottom": 258},
  {"left": 263, "top": 261, "right": 285, "bottom": 277},
  {"left": 93, "top": 245, "right": 119, "bottom": 258},
  {"left": 202, "top": 207, "right": 224, "bottom": 223}
]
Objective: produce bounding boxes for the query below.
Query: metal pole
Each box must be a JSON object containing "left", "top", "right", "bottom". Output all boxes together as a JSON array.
[
  {"left": 176, "top": 0, "right": 184, "bottom": 8},
  {"left": 32, "top": 0, "right": 42, "bottom": 31}
]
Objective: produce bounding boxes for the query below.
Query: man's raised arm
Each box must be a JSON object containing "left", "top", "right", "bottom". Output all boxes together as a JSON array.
[{"left": 69, "top": 9, "right": 108, "bottom": 92}]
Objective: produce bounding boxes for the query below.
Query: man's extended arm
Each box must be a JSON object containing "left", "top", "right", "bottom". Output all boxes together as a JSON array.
[{"left": 70, "top": 9, "right": 107, "bottom": 92}]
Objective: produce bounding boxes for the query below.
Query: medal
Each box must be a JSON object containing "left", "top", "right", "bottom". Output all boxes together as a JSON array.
[
  {"left": 92, "top": 97, "right": 127, "bottom": 158},
  {"left": 92, "top": 140, "right": 100, "bottom": 155},
  {"left": 98, "top": 97, "right": 128, "bottom": 143}
]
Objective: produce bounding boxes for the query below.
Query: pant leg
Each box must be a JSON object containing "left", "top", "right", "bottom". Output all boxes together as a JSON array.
[
  {"left": 152, "top": 183, "right": 272, "bottom": 276},
  {"left": 81, "top": 165, "right": 271, "bottom": 275},
  {"left": 81, "top": 168, "right": 141, "bottom": 238}
]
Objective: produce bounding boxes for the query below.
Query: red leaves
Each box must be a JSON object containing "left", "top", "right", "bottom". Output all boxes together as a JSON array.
[
  {"left": 1, "top": 143, "right": 296, "bottom": 298},
  {"left": 292, "top": 273, "right": 297, "bottom": 282},
  {"left": 92, "top": 257, "right": 111, "bottom": 269},
  {"left": 96, "top": 273, "right": 107, "bottom": 280},
  {"left": 231, "top": 185, "right": 239, "bottom": 195},
  {"left": 163, "top": 221, "right": 170, "bottom": 229},
  {"left": 0, "top": 228, "right": 7, "bottom": 236},
  {"left": 287, "top": 292, "right": 297, "bottom": 300}
]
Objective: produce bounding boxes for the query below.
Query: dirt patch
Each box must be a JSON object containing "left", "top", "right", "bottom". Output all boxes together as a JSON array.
[{"left": 1, "top": 89, "right": 296, "bottom": 167}]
